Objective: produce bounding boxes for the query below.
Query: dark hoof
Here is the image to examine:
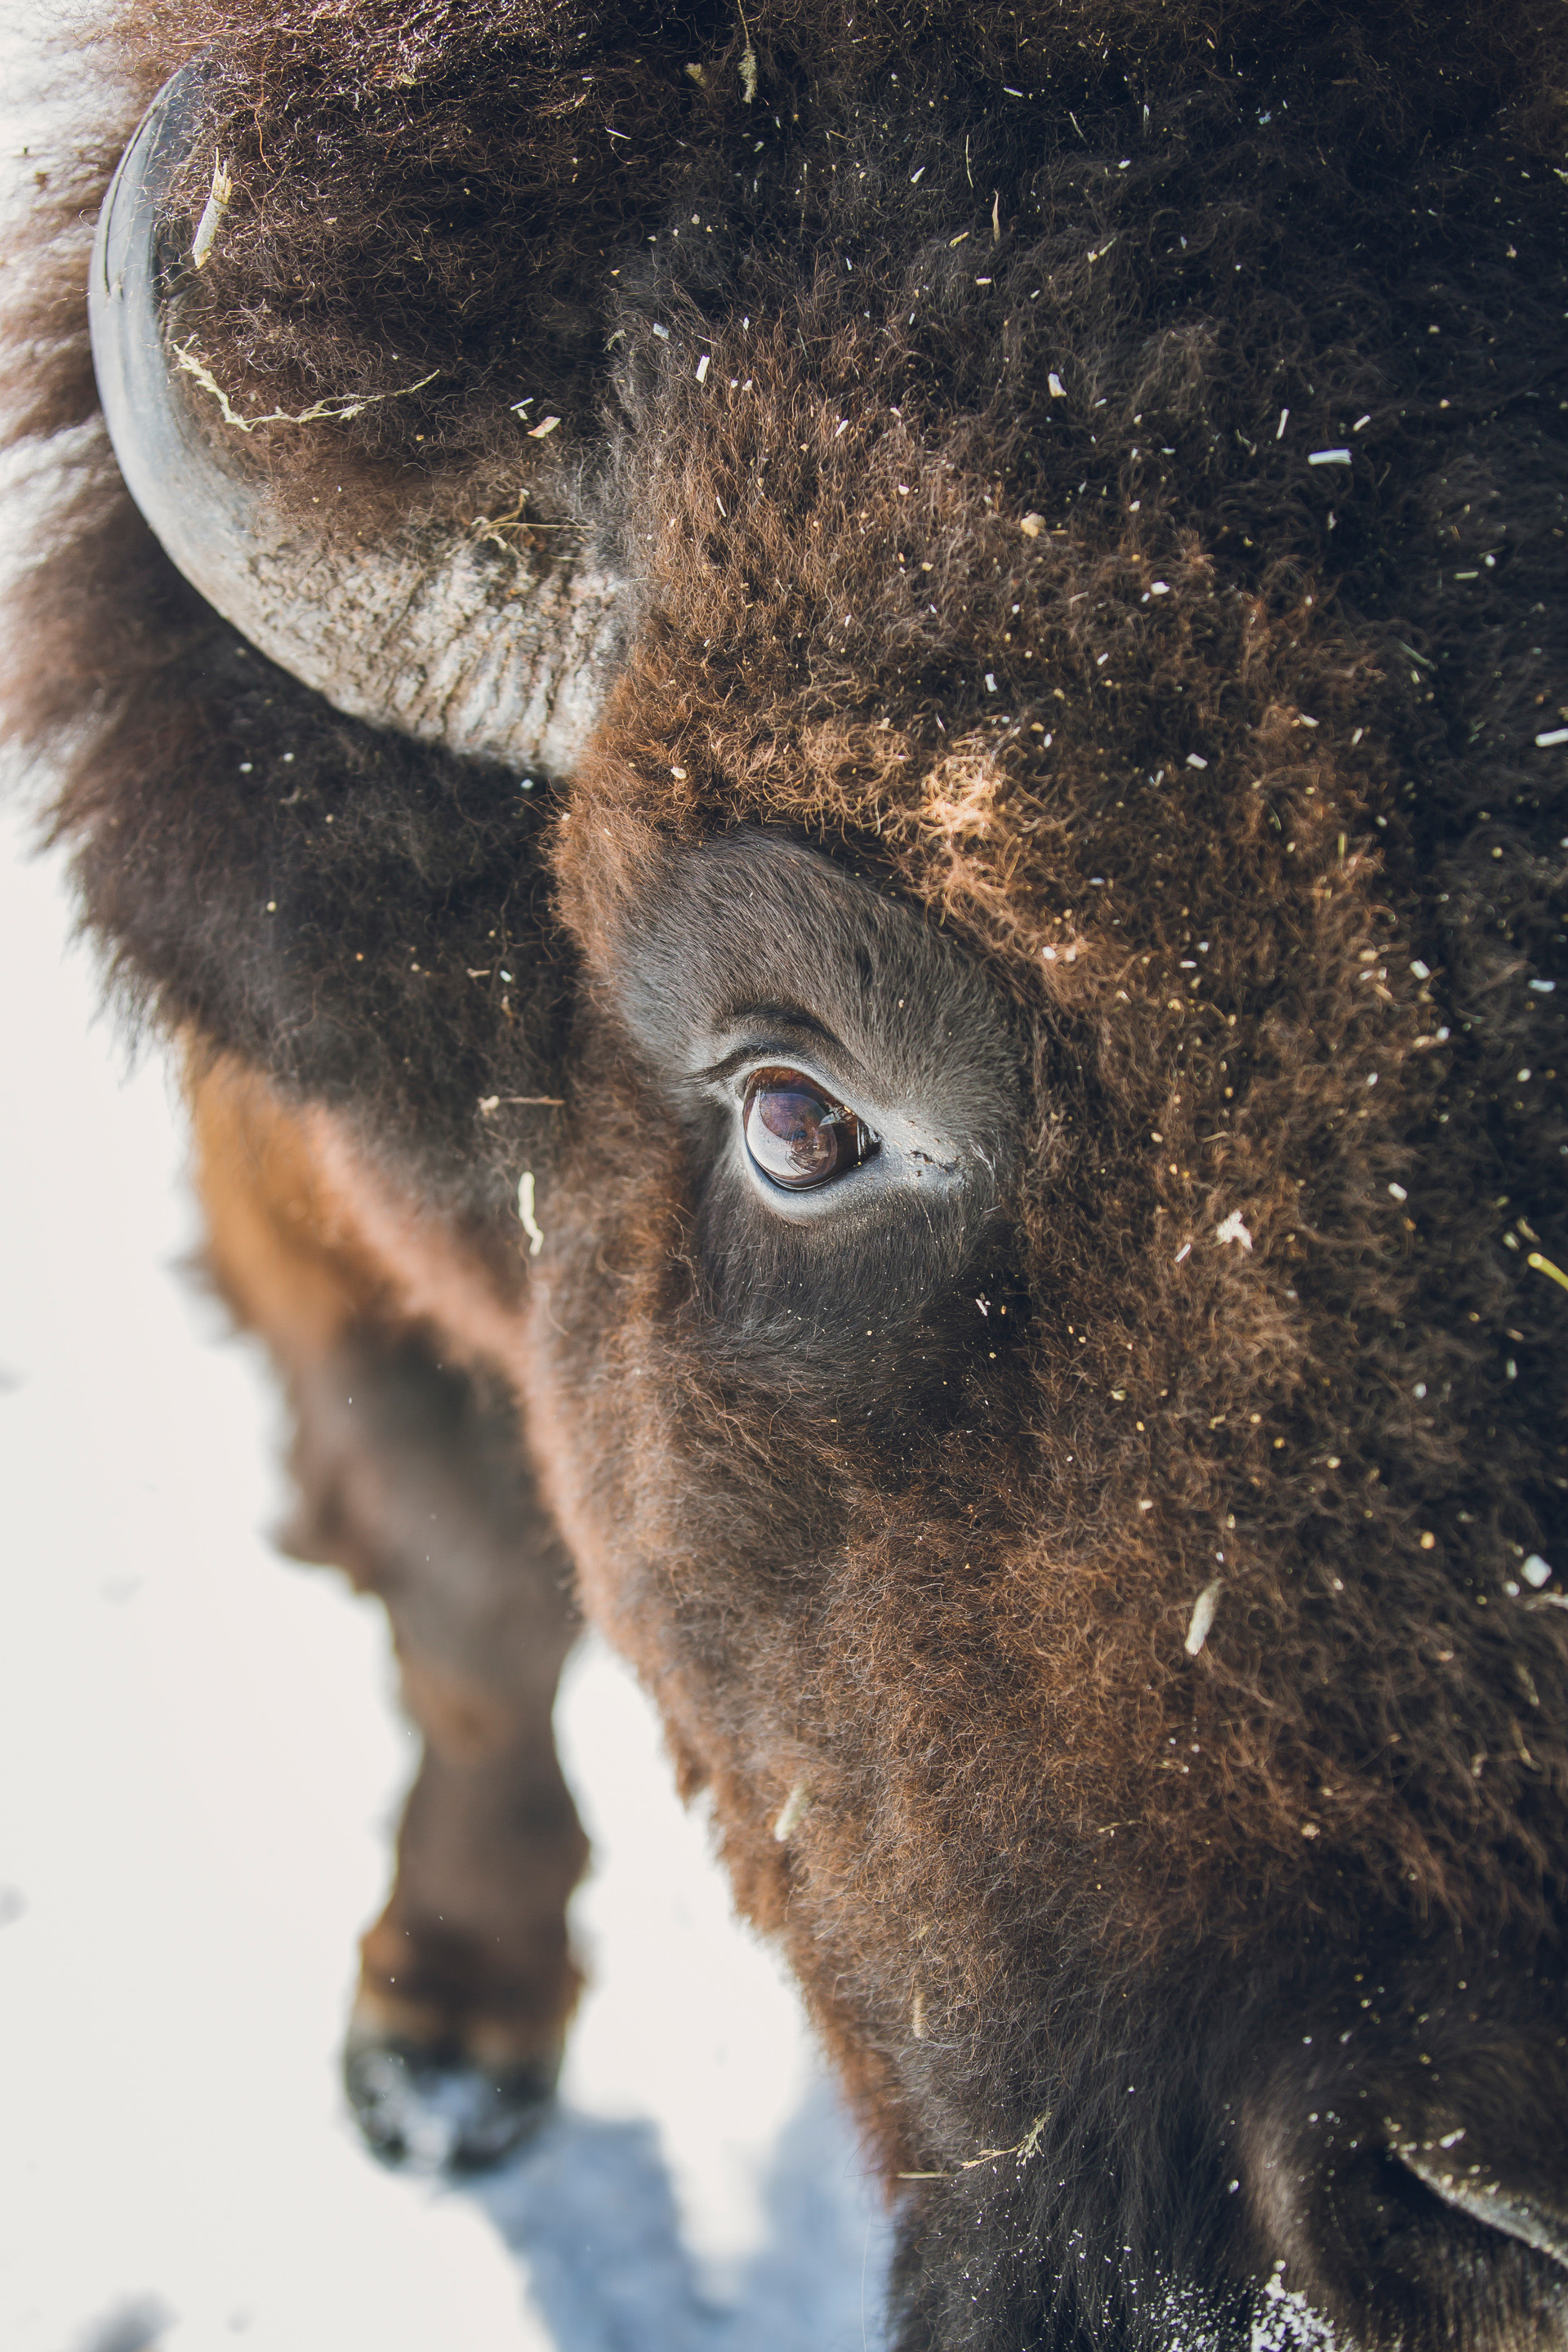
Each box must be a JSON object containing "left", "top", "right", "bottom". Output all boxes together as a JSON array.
[{"left": 344, "top": 2032, "right": 559, "bottom": 2173}]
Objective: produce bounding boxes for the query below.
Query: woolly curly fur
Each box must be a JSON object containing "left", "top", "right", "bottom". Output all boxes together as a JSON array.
[{"left": 5, "top": 1, "right": 1568, "bottom": 2344}]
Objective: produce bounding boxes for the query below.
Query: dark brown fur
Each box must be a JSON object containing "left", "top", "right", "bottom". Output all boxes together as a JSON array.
[{"left": 4, "top": 2, "right": 1567, "bottom": 2343}]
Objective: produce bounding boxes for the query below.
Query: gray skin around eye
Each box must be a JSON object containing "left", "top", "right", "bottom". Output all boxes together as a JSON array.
[
  {"left": 722, "top": 1050, "right": 966, "bottom": 1225},
  {"left": 608, "top": 828, "right": 1021, "bottom": 1211},
  {"left": 598, "top": 830, "right": 1022, "bottom": 1357}
]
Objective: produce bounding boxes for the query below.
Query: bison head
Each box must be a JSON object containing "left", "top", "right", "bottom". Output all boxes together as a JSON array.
[{"left": 38, "top": 3, "right": 1568, "bottom": 2342}]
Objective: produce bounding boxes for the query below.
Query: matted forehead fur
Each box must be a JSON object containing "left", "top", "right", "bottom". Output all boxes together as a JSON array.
[
  {"left": 556, "top": 198, "right": 1567, "bottom": 1967},
  {"left": 3, "top": 0, "right": 1566, "bottom": 2089}
]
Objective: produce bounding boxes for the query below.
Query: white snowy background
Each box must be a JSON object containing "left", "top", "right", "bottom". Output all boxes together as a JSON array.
[{"left": 0, "top": 20, "right": 889, "bottom": 2350}]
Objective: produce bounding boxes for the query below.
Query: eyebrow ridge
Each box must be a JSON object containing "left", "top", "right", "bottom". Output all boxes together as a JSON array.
[{"left": 710, "top": 1000, "right": 846, "bottom": 1052}]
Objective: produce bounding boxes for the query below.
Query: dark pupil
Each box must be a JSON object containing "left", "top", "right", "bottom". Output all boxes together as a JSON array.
[{"left": 744, "top": 1076, "right": 863, "bottom": 1190}]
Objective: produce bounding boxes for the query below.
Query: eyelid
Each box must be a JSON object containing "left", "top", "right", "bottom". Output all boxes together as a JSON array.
[
  {"left": 701, "top": 1038, "right": 871, "bottom": 1116},
  {"left": 711, "top": 1000, "right": 843, "bottom": 1051}
]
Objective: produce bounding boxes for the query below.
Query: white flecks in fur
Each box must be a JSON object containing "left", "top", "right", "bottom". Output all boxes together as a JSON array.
[
  {"left": 1184, "top": 1580, "right": 1223, "bottom": 1656},
  {"left": 190, "top": 156, "right": 234, "bottom": 270},
  {"left": 773, "top": 1780, "right": 811, "bottom": 1842},
  {"left": 1523, "top": 1554, "right": 1554, "bottom": 1588},
  {"left": 517, "top": 1170, "right": 545, "bottom": 1256},
  {"left": 1150, "top": 2274, "right": 1313, "bottom": 2352},
  {"left": 1215, "top": 1209, "right": 1253, "bottom": 1251},
  {"left": 173, "top": 338, "right": 437, "bottom": 432},
  {"left": 1250, "top": 2268, "right": 1339, "bottom": 2352},
  {"left": 911, "top": 1987, "right": 928, "bottom": 2040}
]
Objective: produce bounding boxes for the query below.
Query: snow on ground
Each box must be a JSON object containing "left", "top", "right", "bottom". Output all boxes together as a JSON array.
[{"left": 0, "top": 817, "right": 889, "bottom": 2350}]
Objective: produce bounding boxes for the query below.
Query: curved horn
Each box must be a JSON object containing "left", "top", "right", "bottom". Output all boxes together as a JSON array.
[{"left": 88, "top": 67, "right": 622, "bottom": 775}]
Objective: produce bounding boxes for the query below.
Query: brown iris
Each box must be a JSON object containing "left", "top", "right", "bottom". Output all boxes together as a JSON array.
[{"left": 742, "top": 1069, "right": 875, "bottom": 1191}]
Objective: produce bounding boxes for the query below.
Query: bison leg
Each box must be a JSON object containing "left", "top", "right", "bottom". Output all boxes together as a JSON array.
[
  {"left": 287, "top": 1325, "right": 586, "bottom": 2170},
  {"left": 189, "top": 1056, "right": 586, "bottom": 2169}
]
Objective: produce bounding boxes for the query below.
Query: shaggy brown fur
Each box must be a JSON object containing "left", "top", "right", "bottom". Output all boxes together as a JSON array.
[{"left": 4, "top": 0, "right": 1567, "bottom": 2343}]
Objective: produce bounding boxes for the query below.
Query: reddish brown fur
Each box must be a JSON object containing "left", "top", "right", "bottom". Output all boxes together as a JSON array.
[
  {"left": 4, "top": 0, "right": 1567, "bottom": 2341},
  {"left": 191, "top": 1054, "right": 586, "bottom": 2091}
]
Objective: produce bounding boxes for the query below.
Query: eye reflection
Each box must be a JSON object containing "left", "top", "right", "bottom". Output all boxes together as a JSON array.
[{"left": 742, "top": 1069, "right": 877, "bottom": 1191}]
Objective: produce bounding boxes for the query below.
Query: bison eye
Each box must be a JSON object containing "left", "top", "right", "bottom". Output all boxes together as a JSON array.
[{"left": 742, "top": 1069, "right": 878, "bottom": 1191}]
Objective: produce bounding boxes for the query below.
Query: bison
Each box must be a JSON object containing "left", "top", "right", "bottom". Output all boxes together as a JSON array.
[{"left": 4, "top": 0, "right": 1566, "bottom": 2343}]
